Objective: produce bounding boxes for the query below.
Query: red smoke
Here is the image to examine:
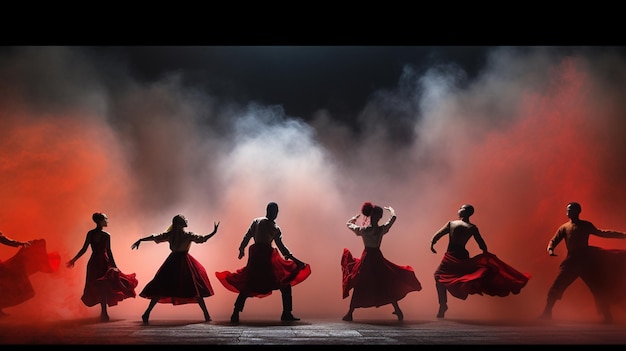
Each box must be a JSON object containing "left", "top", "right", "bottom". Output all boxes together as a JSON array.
[{"left": 2, "top": 49, "right": 626, "bottom": 327}]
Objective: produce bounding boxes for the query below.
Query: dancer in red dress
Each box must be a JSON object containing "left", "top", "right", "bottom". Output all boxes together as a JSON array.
[
  {"left": 216, "top": 202, "right": 311, "bottom": 324},
  {"left": 540, "top": 202, "right": 626, "bottom": 323},
  {"left": 341, "top": 202, "right": 422, "bottom": 322},
  {"left": 0, "top": 232, "right": 60, "bottom": 317},
  {"left": 67, "top": 212, "right": 138, "bottom": 322},
  {"left": 431, "top": 204, "right": 530, "bottom": 318},
  {"left": 131, "top": 214, "right": 219, "bottom": 324}
]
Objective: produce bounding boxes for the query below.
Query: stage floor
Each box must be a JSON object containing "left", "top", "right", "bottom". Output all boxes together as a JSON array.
[{"left": 1, "top": 316, "right": 625, "bottom": 345}]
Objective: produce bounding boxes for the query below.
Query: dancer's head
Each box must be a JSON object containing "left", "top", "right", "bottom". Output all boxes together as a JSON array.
[
  {"left": 361, "top": 202, "right": 383, "bottom": 225},
  {"left": 567, "top": 202, "right": 581, "bottom": 219},
  {"left": 266, "top": 202, "right": 279, "bottom": 221},
  {"left": 458, "top": 204, "right": 474, "bottom": 219},
  {"left": 92, "top": 212, "right": 108, "bottom": 226},
  {"left": 172, "top": 214, "right": 188, "bottom": 228}
]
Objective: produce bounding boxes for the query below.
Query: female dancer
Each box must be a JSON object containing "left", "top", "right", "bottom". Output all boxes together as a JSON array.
[
  {"left": 67, "top": 212, "right": 138, "bottom": 322},
  {"left": 341, "top": 202, "right": 422, "bottom": 322},
  {"left": 132, "top": 214, "right": 219, "bottom": 324}
]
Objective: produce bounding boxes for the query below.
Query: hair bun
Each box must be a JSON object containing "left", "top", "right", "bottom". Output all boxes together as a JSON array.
[{"left": 361, "top": 202, "right": 374, "bottom": 216}]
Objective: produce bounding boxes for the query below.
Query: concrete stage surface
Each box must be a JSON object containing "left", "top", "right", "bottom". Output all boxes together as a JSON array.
[{"left": 1, "top": 316, "right": 626, "bottom": 345}]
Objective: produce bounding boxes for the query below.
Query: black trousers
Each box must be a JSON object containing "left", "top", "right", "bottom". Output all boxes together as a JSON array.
[{"left": 234, "top": 285, "right": 293, "bottom": 312}]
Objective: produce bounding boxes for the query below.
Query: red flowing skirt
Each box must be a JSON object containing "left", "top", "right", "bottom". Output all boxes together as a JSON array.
[
  {"left": 81, "top": 267, "right": 138, "bottom": 307},
  {"left": 0, "top": 239, "right": 61, "bottom": 308},
  {"left": 435, "top": 251, "right": 530, "bottom": 300},
  {"left": 80, "top": 243, "right": 138, "bottom": 307},
  {"left": 341, "top": 247, "right": 422, "bottom": 308},
  {"left": 215, "top": 243, "right": 311, "bottom": 298},
  {"left": 140, "top": 252, "right": 214, "bottom": 305}
]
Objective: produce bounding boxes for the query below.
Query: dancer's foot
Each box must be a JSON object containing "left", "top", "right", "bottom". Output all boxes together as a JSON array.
[
  {"left": 141, "top": 313, "right": 149, "bottom": 325},
  {"left": 204, "top": 313, "right": 212, "bottom": 322},
  {"left": 100, "top": 313, "right": 110, "bottom": 322},
  {"left": 230, "top": 311, "right": 239, "bottom": 324},
  {"left": 392, "top": 309, "right": 404, "bottom": 321},
  {"left": 342, "top": 313, "right": 353, "bottom": 322},
  {"left": 436, "top": 304, "right": 448, "bottom": 319},
  {"left": 281, "top": 311, "right": 300, "bottom": 321}
]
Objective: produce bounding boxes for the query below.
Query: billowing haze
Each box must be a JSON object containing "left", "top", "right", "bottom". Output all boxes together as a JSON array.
[{"left": 2, "top": 46, "right": 626, "bottom": 324}]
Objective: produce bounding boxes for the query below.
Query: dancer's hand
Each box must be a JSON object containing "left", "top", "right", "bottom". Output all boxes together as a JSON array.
[
  {"left": 384, "top": 206, "right": 395, "bottom": 216},
  {"left": 131, "top": 240, "right": 141, "bottom": 250},
  {"left": 288, "top": 255, "right": 305, "bottom": 269},
  {"left": 238, "top": 248, "right": 245, "bottom": 259}
]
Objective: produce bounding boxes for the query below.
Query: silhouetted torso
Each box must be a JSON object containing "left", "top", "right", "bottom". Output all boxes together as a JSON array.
[
  {"left": 347, "top": 215, "right": 396, "bottom": 249},
  {"left": 432, "top": 219, "right": 487, "bottom": 254},
  {"left": 153, "top": 229, "right": 206, "bottom": 253},
  {"left": 550, "top": 219, "right": 625, "bottom": 254}
]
